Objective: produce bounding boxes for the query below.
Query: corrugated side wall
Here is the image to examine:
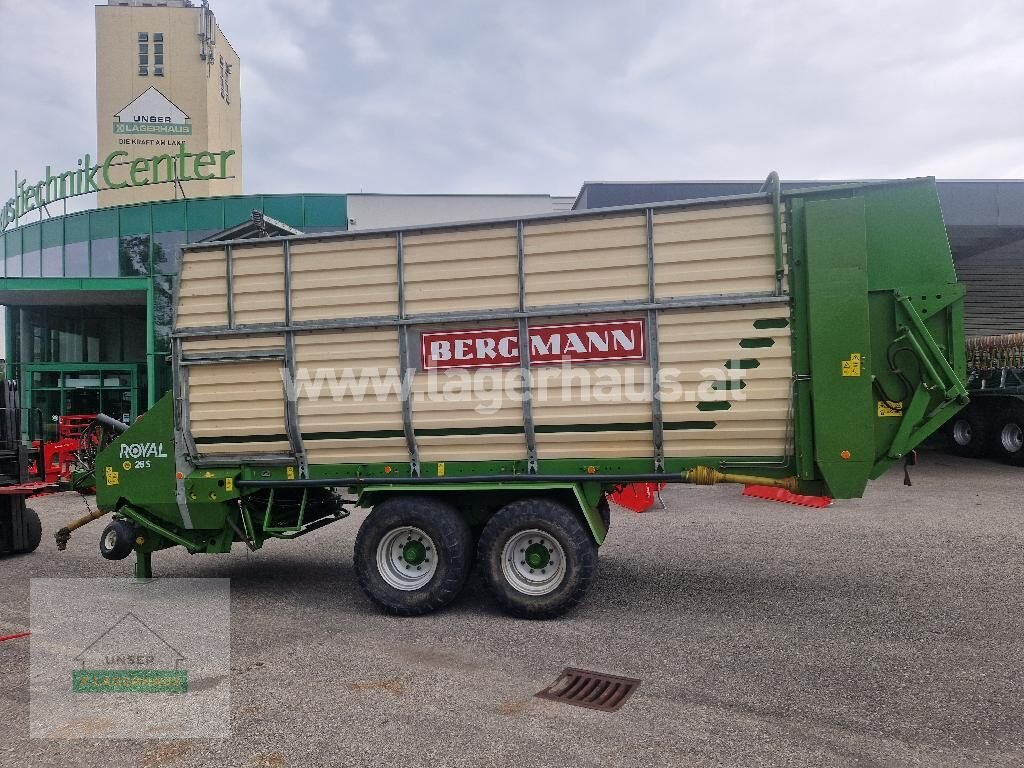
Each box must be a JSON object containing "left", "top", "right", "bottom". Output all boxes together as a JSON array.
[
  {"left": 176, "top": 201, "right": 791, "bottom": 463},
  {"left": 956, "top": 240, "right": 1024, "bottom": 336}
]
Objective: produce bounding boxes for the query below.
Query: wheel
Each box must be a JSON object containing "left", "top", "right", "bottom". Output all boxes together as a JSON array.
[
  {"left": 993, "top": 404, "right": 1024, "bottom": 466},
  {"left": 354, "top": 496, "right": 472, "bottom": 616},
  {"left": 477, "top": 498, "right": 598, "bottom": 620},
  {"left": 20, "top": 508, "right": 42, "bottom": 554},
  {"left": 945, "top": 409, "right": 987, "bottom": 458},
  {"left": 99, "top": 519, "right": 137, "bottom": 560}
]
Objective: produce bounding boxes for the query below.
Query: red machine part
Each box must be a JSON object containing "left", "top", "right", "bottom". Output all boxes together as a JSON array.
[
  {"left": 607, "top": 482, "right": 665, "bottom": 513},
  {"left": 741, "top": 485, "right": 832, "bottom": 508},
  {"left": 32, "top": 414, "right": 97, "bottom": 484}
]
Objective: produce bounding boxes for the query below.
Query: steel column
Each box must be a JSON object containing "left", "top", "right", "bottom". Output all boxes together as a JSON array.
[
  {"left": 645, "top": 208, "right": 665, "bottom": 471},
  {"left": 516, "top": 221, "right": 538, "bottom": 472}
]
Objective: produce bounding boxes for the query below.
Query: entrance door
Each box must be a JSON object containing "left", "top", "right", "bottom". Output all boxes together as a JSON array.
[{"left": 24, "top": 364, "right": 141, "bottom": 440}]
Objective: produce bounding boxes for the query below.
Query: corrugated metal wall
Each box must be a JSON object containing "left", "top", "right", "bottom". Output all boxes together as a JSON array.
[{"left": 957, "top": 239, "right": 1024, "bottom": 336}]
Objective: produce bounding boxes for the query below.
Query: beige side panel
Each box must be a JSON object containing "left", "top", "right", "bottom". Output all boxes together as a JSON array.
[
  {"left": 405, "top": 227, "right": 518, "bottom": 314},
  {"left": 232, "top": 244, "right": 285, "bottom": 326},
  {"left": 182, "top": 334, "right": 285, "bottom": 354},
  {"left": 658, "top": 305, "right": 792, "bottom": 456},
  {"left": 411, "top": 369, "right": 524, "bottom": 430},
  {"left": 177, "top": 249, "right": 227, "bottom": 328},
  {"left": 417, "top": 434, "right": 528, "bottom": 463},
  {"left": 291, "top": 237, "right": 398, "bottom": 322},
  {"left": 537, "top": 430, "right": 655, "bottom": 459},
  {"left": 188, "top": 360, "right": 287, "bottom": 452},
  {"left": 305, "top": 438, "right": 409, "bottom": 464},
  {"left": 294, "top": 329, "right": 404, "bottom": 436},
  {"left": 654, "top": 204, "right": 780, "bottom": 298},
  {"left": 524, "top": 214, "right": 648, "bottom": 306}
]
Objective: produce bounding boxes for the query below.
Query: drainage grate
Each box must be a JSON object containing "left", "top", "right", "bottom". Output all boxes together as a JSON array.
[{"left": 535, "top": 667, "right": 641, "bottom": 713}]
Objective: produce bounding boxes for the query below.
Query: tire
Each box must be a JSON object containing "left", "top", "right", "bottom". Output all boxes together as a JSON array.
[
  {"left": 945, "top": 409, "right": 987, "bottom": 458},
  {"left": 99, "top": 519, "right": 137, "bottom": 561},
  {"left": 20, "top": 508, "right": 42, "bottom": 554},
  {"left": 993, "top": 403, "right": 1024, "bottom": 466},
  {"left": 477, "top": 498, "right": 598, "bottom": 620},
  {"left": 354, "top": 495, "right": 472, "bottom": 616}
]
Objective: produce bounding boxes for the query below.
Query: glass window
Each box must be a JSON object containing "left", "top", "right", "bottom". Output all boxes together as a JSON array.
[
  {"left": 119, "top": 235, "right": 151, "bottom": 276},
  {"left": 138, "top": 66, "right": 148, "bottom": 76},
  {"left": 139, "top": 43, "right": 148, "bottom": 54},
  {"left": 154, "top": 67, "right": 164, "bottom": 76},
  {"left": 64, "top": 215, "right": 90, "bottom": 277},
  {"left": 90, "top": 210, "right": 118, "bottom": 276},
  {"left": 91, "top": 239, "right": 118, "bottom": 276},
  {"left": 41, "top": 219, "right": 63, "bottom": 277},
  {"left": 22, "top": 225, "right": 41, "bottom": 277},
  {"left": 0, "top": 234, "right": 5, "bottom": 278},
  {"left": 152, "top": 276, "right": 174, "bottom": 354},
  {"left": 138, "top": 32, "right": 149, "bottom": 41},
  {"left": 64, "top": 241, "right": 88, "bottom": 276},
  {"left": 5, "top": 230, "right": 22, "bottom": 277},
  {"left": 154, "top": 33, "right": 163, "bottom": 42},
  {"left": 154, "top": 54, "right": 163, "bottom": 65},
  {"left": 153, "top": 231, "right": 183, "bottom": 274}
]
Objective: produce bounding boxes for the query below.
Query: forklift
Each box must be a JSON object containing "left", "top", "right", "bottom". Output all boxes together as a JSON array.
[{"left": 0, "top": 380, "right": 53, "bottom": 556}]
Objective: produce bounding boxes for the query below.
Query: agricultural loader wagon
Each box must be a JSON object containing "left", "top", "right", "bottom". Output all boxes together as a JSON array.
[
  {"left": 66, "top": 175, "right": 968, "bottom": 618},
  {"left": 944, "top": 333, "right": 1024, "bottom": 464}
]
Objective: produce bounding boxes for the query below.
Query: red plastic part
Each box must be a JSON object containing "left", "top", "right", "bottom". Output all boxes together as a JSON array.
[
  {"left": 742, "top": 485, "right": 832, "bottom": 508},
  {"left": 607, "top": 482, "right": 665, "bottom": 513}
]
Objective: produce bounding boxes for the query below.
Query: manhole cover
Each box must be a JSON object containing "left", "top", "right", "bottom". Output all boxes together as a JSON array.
[{"left": 535, "top": 668, "right": 641, "bottom": 713}]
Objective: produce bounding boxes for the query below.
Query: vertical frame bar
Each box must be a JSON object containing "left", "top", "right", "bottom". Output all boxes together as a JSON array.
[
  {"left": 646, "top": 208, "right": 664, "bottom": 471},
  {"left": 396, "top": 232, "right": 420, "bottom": 475},
  {"left": 517, "top": 220, "right": 538, "bottom": 472},
  {"left": 224, "top": 243, "right": 235, "bottom": 329},
  {"left": 281, "top": 240, "right": 308, "bottom": 478}
]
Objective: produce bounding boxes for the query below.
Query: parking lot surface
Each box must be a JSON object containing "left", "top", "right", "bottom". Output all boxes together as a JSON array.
[{"left": 1, "top": 450, "right": 1022, "bottom": 767}]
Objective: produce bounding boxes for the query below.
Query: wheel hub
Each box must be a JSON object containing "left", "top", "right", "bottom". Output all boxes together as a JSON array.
[
  {"left": 501, "top": 529, "right": 567, "bottom": 596},
  {"left": 376, "top": 526, "right": 437, "bottom": 591},
  {"left": 402, "top": 540, "right": 427, "bottom": 566}
]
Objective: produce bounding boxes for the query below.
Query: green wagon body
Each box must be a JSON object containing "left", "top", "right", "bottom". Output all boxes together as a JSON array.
[{"left": 86, "top": 175, "right": 968, "bottom": 616}]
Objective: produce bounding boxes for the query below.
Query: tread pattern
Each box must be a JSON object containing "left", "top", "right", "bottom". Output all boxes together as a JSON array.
[
  {"left": 354, "top": 495, "right": 472, "bottom": 616},
  {"left": 477, "top": 498, "right": 598, "bottom": 620}
]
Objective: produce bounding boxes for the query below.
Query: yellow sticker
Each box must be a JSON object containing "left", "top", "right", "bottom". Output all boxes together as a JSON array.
[
  {"left": 842, "top": 353, "right": 862, "bottom": 377},
  {"left": 878, "top": 401, "right": 903, "bottom": 417},
  {"left": 437, "top": 462, "right": 445, "bottom": 477},
  {"left": 105, "top": 466, "right": 120, "bottom": 486},
  {"left": 203, "top": 471, "right": 215, "bottom": 478},
  {"left": 122, "top": 461, "right": 133, "bottom": 471},
  {"left": 225, "top": 477, "right": 234, "bottom": 492},
  {"left": 287, "top": 466, "right": 295, "bottom": 480}
]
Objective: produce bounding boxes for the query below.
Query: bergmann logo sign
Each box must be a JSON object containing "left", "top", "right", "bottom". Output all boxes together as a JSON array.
[{"left": 113, "top": 87, "right": 193, "bottom": 136}]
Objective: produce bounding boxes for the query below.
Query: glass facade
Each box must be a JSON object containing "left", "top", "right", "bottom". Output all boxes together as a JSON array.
[{"left": 1, "top": 193, "right": 348, "bottom": 430}]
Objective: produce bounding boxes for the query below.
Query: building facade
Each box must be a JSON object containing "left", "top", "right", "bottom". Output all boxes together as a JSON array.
[{"left": 96, "top": 0, "right": 242, "bottom": 207}]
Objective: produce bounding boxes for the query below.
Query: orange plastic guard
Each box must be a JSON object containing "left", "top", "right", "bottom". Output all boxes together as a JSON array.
[{"left": 742, "top": 485, "right": 832, "bottom": 508}]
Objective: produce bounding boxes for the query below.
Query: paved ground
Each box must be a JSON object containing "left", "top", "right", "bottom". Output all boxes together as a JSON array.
[{"left": 1, "top": 450, "right": 1022, "bottom": 767}]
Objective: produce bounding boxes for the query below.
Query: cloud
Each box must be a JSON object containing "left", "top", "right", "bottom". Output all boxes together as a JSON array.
[{"left": 1, "top": 0, "right": 1023, "bottom": 205}]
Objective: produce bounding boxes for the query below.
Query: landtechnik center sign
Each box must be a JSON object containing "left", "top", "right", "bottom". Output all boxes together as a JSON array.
[{"left": 1, "top": 144, "right": 237, "bottom": 232}]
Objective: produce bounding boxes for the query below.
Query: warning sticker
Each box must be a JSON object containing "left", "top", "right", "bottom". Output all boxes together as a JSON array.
[
  {"left": 877, "top": 401, "right": 903, "bottom": 417},
  {"left": 842, "top": 353, "right": 862, "bottom": 377},
  {"left": 104, "top": 466, "right": 120, "bottom": 486}
]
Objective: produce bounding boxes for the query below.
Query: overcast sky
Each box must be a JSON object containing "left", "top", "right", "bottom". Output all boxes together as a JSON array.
[{"left": 1, "top": 0, "right": 1022, "bottom": 201}]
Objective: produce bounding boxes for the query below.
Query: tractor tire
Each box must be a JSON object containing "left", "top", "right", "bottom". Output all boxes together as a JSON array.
[
  {"left": 20, "top": 508, "right": 42, "bottom": 554},
  {"left": 354, "top": 495, "right": 472, "bottom": 616},
  {"left": 477, "top": 498, "right": 598, "bottom": 620},
  {"left": 993, "top": 403, "right": 1024, "bottom": 466},
  {"left": 99, "top": 519, "right": 137, "bottom": 561},
  {"left": 945, "top": 409, "right": 987, "bottom": 459}
]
